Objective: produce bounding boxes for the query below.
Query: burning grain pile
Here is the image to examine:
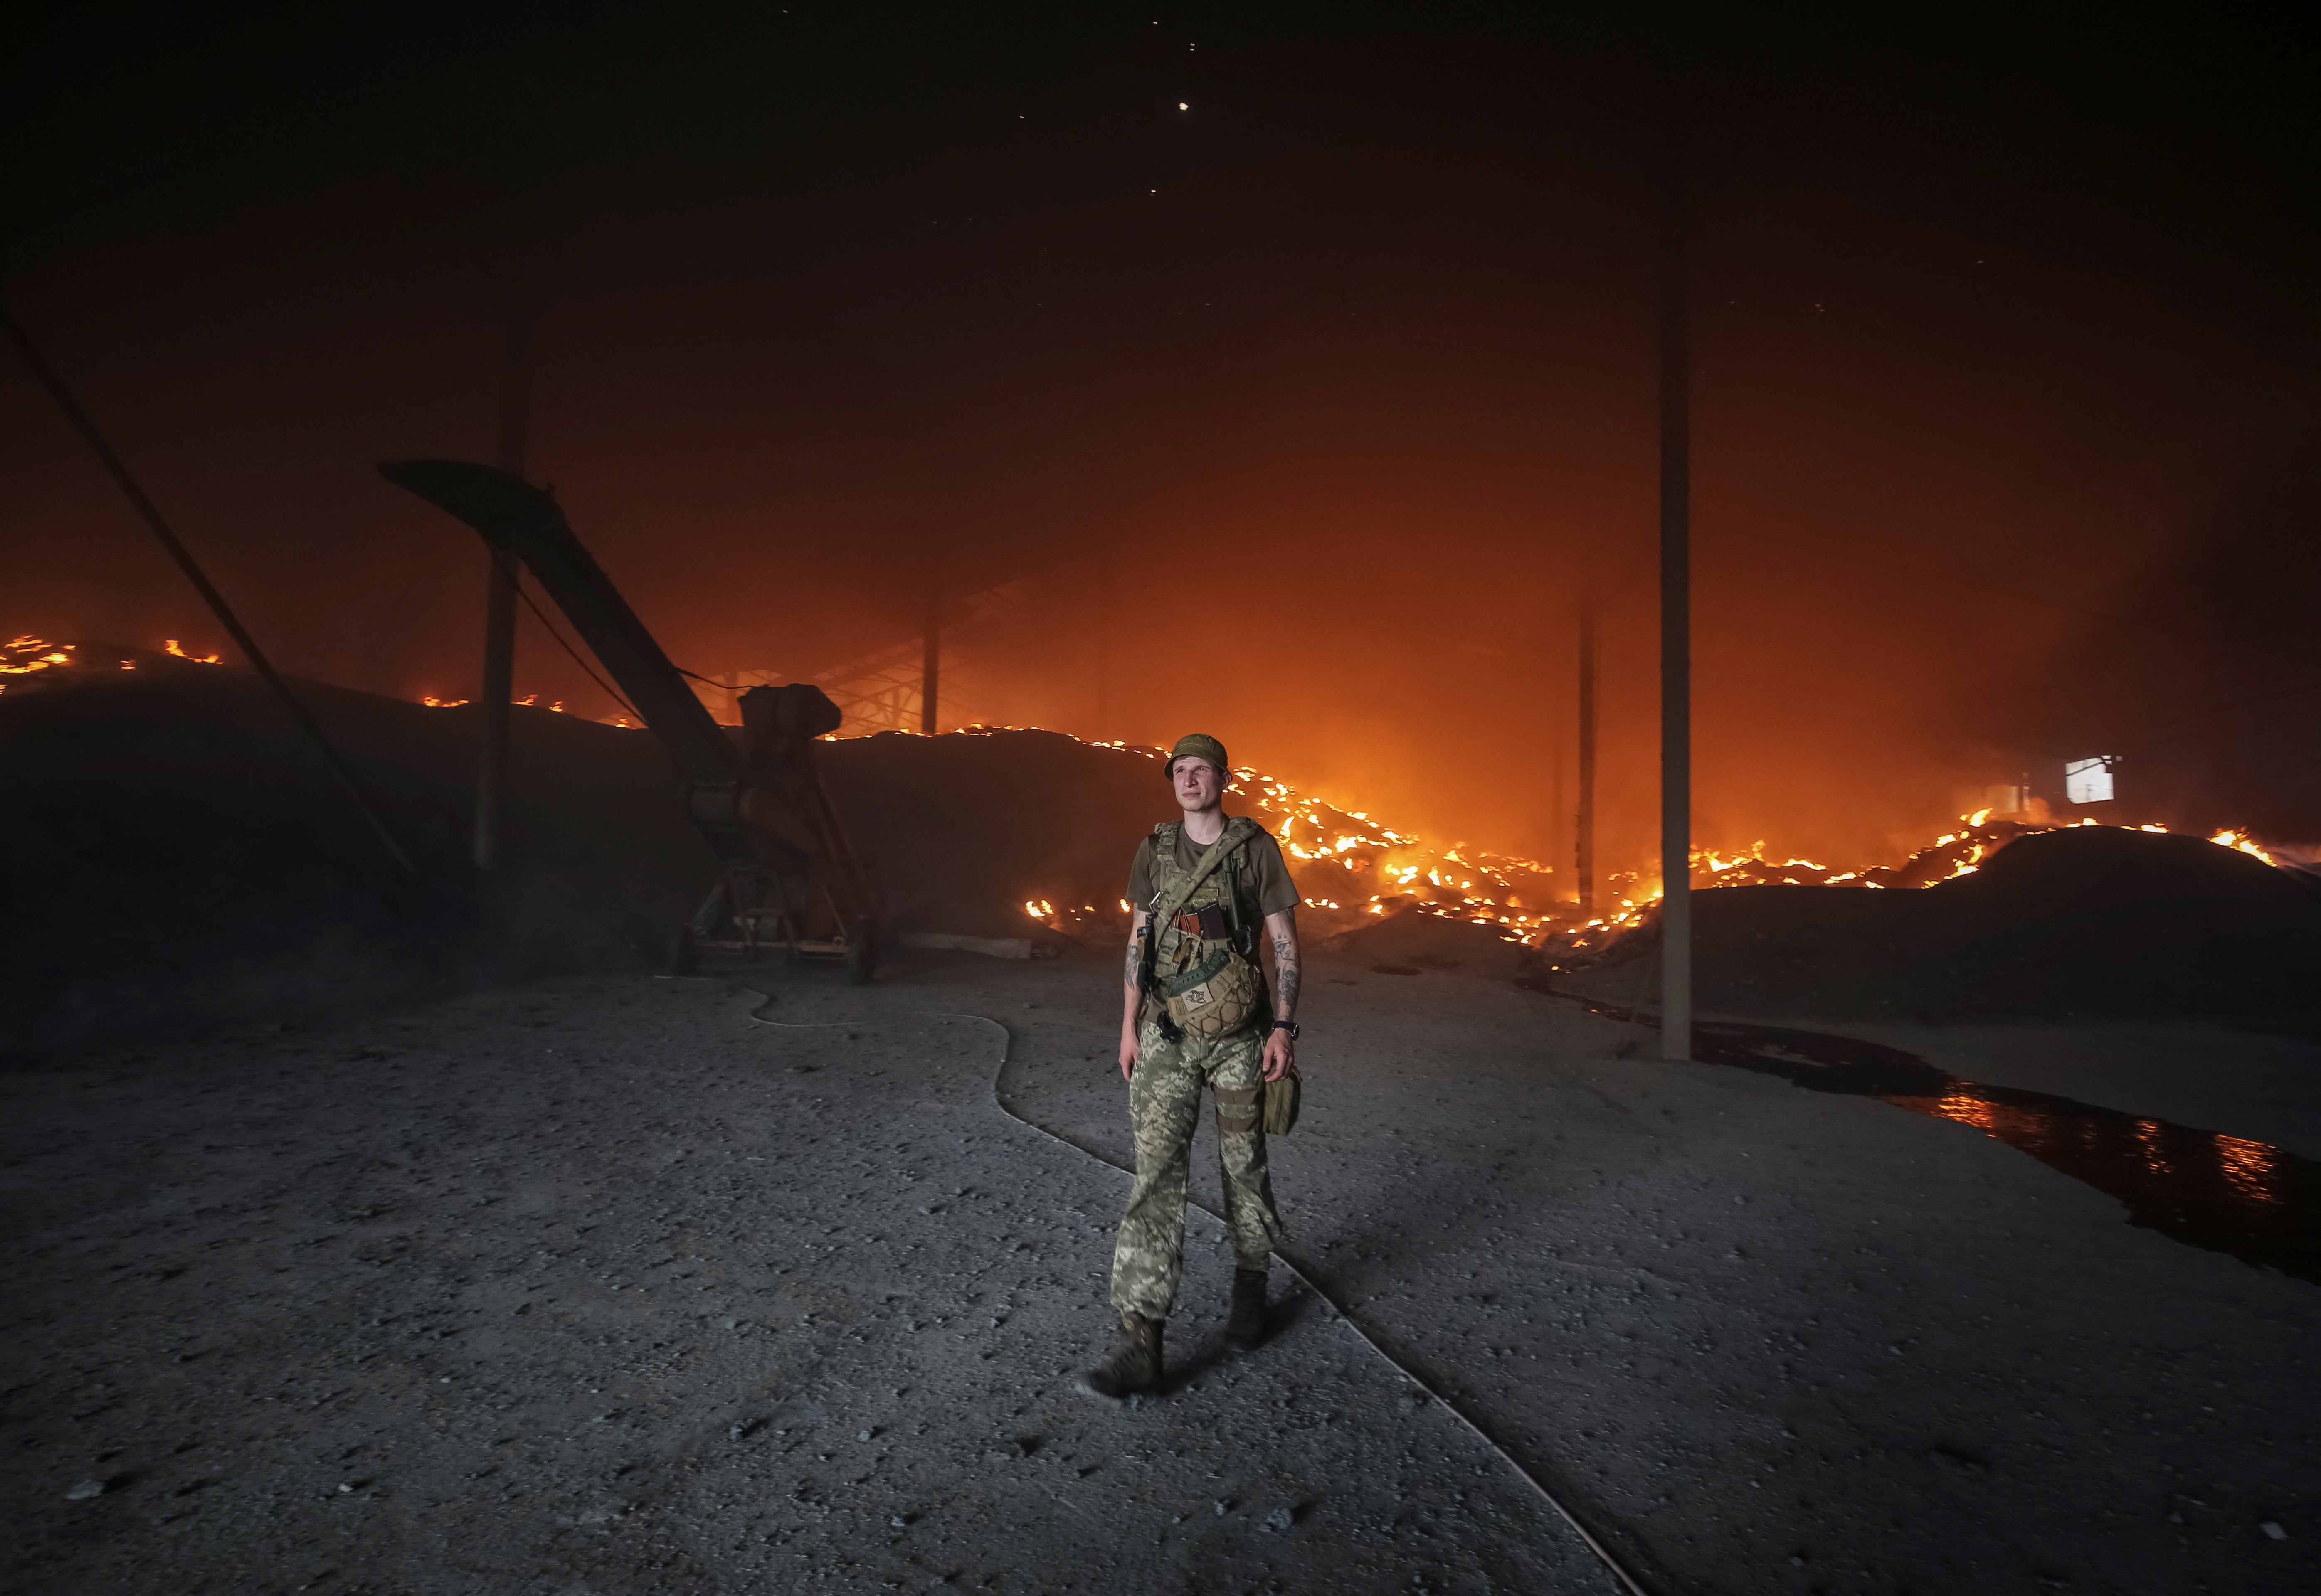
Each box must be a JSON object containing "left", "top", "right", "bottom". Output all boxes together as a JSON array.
[
  {"left": 0, "top": 661, "right": 704, "bottom": 1054},
  {"left": 8, "top": 646, "right": 2316, "bottom": 1049},
  {"left": 1000, "top": 739, "right": 1559, "bottom": 948},
  {"left": 1565, "top": 823, "right": 2321, "bottom": 1033}
]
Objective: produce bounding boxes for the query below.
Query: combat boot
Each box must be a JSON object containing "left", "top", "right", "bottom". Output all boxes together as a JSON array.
[
  {"left": 1078, "top": 1312, "right": 1163, "bottom": 1400},
  {"left": 1226, "top": 1266, "right": 1268, "bottom": 1351}
]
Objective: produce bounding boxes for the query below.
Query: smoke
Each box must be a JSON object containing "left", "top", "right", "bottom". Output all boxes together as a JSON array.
[
  {"left": 2035, "top": 435, "right": 2321, "bottom": 836},
  {"left": 6, "top": 29, "right": 2319, "bottom": 884}
]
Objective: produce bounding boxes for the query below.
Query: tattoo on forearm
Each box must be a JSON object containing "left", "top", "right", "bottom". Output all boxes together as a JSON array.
[
  {"left": 1125, "top": 923, "right": 1144, "bottom": 991},
  {"left": 1273, "top": 950, "right": 1300, "bottom": 1018},
  {"left": 1270, "top": 912, "right": 1300, "bottom": 1019}
]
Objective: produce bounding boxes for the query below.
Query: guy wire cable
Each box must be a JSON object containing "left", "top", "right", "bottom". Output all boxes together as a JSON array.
[
  {"left": 506, "top": 563, "right": 643, "bottom": 721},
  {"left": 659, "top": 972, "right": 1657, "bottom": 1596},
  {"left": 2, "top": 302, "right": 418, "bottom": 875}
]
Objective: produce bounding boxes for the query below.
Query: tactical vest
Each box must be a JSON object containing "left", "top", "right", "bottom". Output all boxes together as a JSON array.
[{"left": 1143, "top": 818, "right": 1266, "bottom": 1040}]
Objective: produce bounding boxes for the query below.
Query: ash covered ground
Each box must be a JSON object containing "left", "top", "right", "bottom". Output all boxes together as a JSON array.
[
  {"left": 7, "top": 685, "right": 2321, "bottom": 1591},
  {"left": 6, "top": 936, "right": 2317, "bottom": 1594}
]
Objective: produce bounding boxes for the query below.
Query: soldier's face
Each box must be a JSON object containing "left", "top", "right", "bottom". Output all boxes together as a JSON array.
[{"left": 1171, "top": 758, "right": 1224, "bottom": 812}]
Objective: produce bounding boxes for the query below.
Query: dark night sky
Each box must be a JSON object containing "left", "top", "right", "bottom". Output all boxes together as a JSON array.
[{"left": 7, "top": 4, "right": 2319, "bottom": 872}]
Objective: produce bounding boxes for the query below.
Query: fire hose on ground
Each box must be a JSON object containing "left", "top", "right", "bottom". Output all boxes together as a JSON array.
[{"left": 663, "top": 973, "right": 1655, "bottom": 1596}]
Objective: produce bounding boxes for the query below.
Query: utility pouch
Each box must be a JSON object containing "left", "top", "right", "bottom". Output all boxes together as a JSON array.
[
  {"left": 1161, "top": 942, "right": 1263, "bottom": 1040},
  {"left": 1262, "top": 1070, "right": 1301, "bottom": 1136}
]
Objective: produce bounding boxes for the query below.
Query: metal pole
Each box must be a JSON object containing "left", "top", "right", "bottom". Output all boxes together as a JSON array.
[
  {"left": 1549, "top": 737, "right": 1565, "bottom": 901},
  {"left": 1576, "top": 599, "right": 1598, "bottom": 916},
  {"left": 1658, "top": 181, "right": 1693, "bottom": 1062},
  {"left": 1094, "top": 556, "right": 1112, "bottom": 739},
  {"left": 474, "top": 304, "right": 528, "bottom": 871},
  {"left": 0, "top": 303, "right": 417, "bottom": 875},
  {"left": 920, "top": 577, "right": 942, "bottom": 736}
]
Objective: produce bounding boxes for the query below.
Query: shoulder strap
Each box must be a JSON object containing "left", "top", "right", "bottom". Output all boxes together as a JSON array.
[
  {"left": 1150, "top": 816, "right": 1259, "bottom": 929},
  {"left": 1143, "top": 822, "right": 1180, "bottom": 899}
]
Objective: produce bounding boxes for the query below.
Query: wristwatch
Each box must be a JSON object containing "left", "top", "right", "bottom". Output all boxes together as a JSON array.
[{"left": 1270, "top": 1019, "right": 1299, "bottom": 1039}]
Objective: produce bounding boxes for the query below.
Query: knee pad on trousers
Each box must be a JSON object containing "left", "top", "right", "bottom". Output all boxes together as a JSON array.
[{"left": 1214, "top": 1085, "right": 1259, "bottom": 1136}]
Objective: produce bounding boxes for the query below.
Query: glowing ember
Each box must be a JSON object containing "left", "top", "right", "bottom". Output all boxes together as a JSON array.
[
  {"left": 987, "top": 728, "right": 2291, "bottom": 953},
  {"left": 163, "top": 640, "right": 221, "bottom": 663},
  {"left": 1008, "top": 736, "right": 1557, "bottom": 943},
  {"left": 416, "top": 689, "right": 636, "bottom": 727},
  {"left": 1, "top": 637, "right": 76, "bottom": 678},
  {"left": 0, "top": 664, "right": 2293, "bottom": 916}
]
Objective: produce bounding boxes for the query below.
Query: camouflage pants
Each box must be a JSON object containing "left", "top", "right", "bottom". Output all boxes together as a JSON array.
[{"left": 1108, "top": 1019, "right": 1285, "bottom": 1321}]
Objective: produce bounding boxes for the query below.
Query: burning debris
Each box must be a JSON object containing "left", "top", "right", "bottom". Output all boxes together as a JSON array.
[
  {"left": 997, "top": 735, "right": 1555, "bottom": 945},
  {"left": 1559, "top": 819, "right": 2321, "bottom": 1030},
  {"left": 2, "top": 636, "right": 229, "bottom": 691},
  {"left": 1564, "top": 813, "right": 2296, "bottom": 965},
  {"left": 7, "top": 631, "right": 663, "bottom": 730},
  {"left": 4, "top": 643, "right": 2311, "bottom": 1051},
  {"left": 6, "top": 643, "right": 2295, "bottom": 938},
  {"left": 1, "top": 636, "right": 76, "bottom": 678},
  {"left": 415, "top": 690, "right": 649, "bottom": 726},
  {"left": 989, "top": 727, "right": 2294, "bottom": 957}
]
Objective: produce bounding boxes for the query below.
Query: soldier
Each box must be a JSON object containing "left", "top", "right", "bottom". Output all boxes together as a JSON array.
[{"left": 1080, "top": 733, "right": 1301, "bottom": 1400}]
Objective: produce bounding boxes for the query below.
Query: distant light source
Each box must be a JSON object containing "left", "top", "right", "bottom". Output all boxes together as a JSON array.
[
  {"left": 2064, "top": 756, "right": 2116, "bottom": 805},
  {"left": 1178, "top": 101, "right": 1189, "bottom": 110}
]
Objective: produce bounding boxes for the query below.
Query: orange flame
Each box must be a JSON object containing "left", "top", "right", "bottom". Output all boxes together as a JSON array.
[
  {"left": 993, "top": 731, "right": 2290, "bottom": 954},
  {"left": 2, "top": 636, "right": 76, "bottom": 676},
  {"left": 2209, "top": 829, "right": 2272, "bottom": 864}
]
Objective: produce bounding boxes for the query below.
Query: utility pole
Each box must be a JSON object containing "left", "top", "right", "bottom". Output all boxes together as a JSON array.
[
  {"left": 1093, "top": 556, "right": 1112, "bottom": 739},
  {"left": 920, "top": 576, "right": 942, "bottom": 736},
  {"left": 1576, "top": 599, "right": 1598, "bottom": 916},
  {"left": 1549, "top": 737, "right": 1565, "bottom": 900},
  {"left": 1657, "top": 172, "right": 1693, "bottom": 1062},
  {"left": 474, "top": 296, "right": 528, "bottom": 872}
]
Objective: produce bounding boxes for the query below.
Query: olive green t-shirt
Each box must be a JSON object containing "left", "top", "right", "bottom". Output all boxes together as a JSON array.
[{"left": 1125, "top": 824, "right": 1301, "bottom": 922}]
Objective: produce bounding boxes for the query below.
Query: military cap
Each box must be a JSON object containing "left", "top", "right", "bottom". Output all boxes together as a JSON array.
[{"left": 1166, "top": 732, "right": 1229, "bottom": 777}]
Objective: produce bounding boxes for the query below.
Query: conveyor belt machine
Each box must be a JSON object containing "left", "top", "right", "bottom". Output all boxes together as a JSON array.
[{"left": 382, "top": 460, "right": 880, "bottom": 981}]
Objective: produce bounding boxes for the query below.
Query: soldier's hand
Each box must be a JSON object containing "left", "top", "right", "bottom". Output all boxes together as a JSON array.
[
  {"left": 1119, "top": 1026, "right": 1140, "bottom": 1080},
  {"left": 1261, "top": 1029, "right": 1296, "bottom": 1082}
]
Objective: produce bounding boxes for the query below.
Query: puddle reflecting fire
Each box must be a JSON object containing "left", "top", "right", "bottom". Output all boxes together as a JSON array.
[{"left": 1545, "top": 992, "right": 2321, "bottom": 1285}]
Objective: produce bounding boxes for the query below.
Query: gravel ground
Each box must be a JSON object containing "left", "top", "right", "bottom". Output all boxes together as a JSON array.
[
  {"left": 5, "top": 941, "right": 2316, "bottom": 1594},
  {"left": 0, "top": 948, "right": 1624, "bottom": 1595}
]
